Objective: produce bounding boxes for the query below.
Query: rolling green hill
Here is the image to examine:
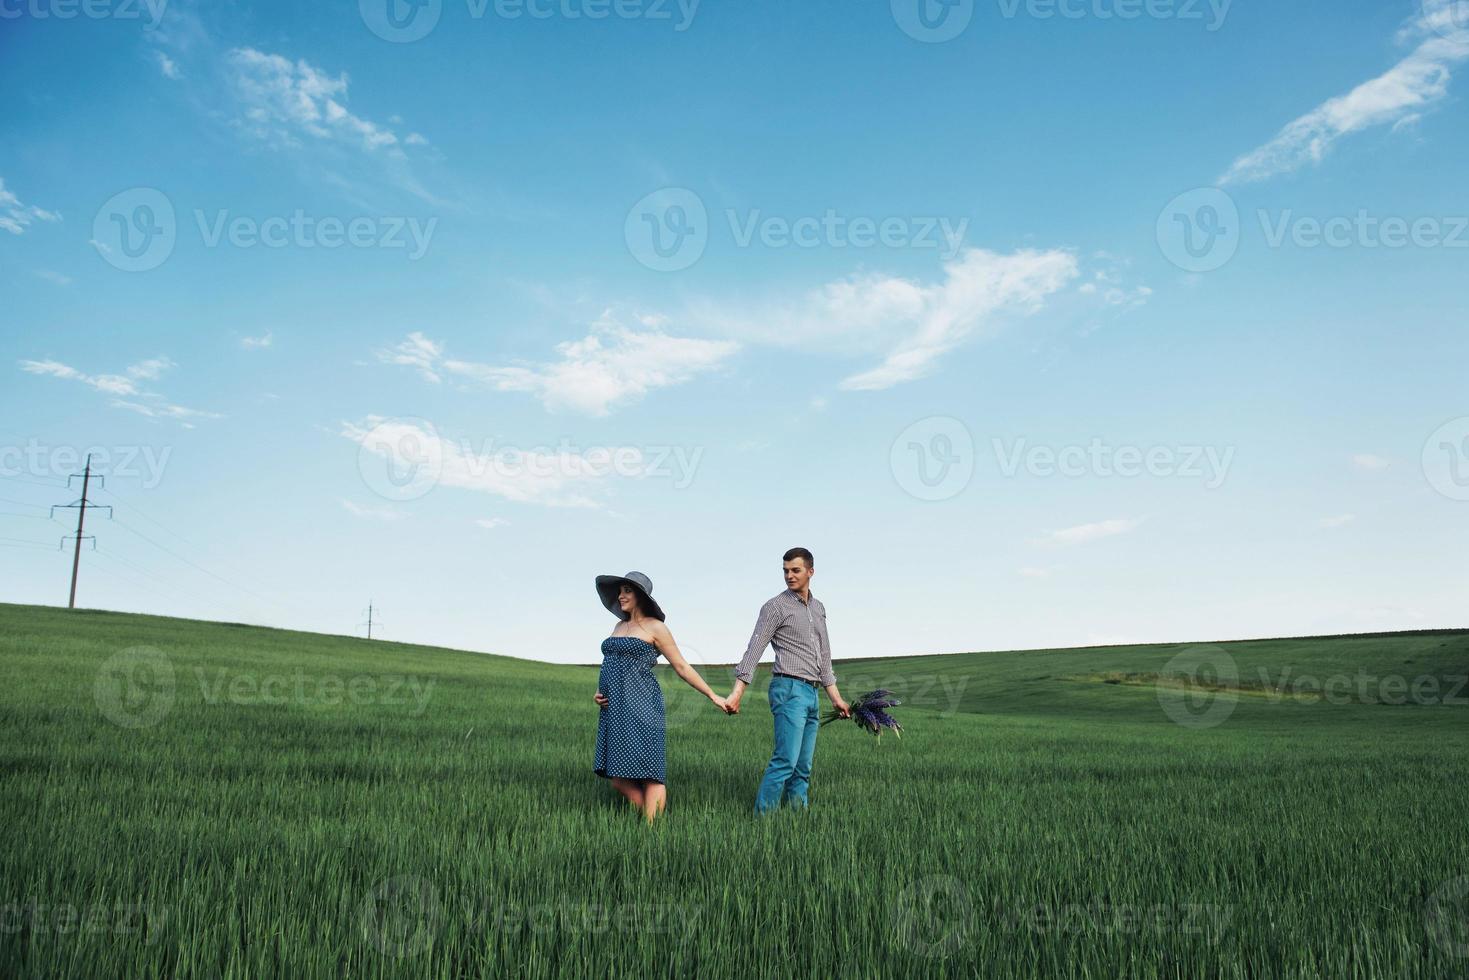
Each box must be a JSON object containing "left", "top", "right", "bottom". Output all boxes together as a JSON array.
[{"left": 2, "top": 602, "right": 1467, "bottom": 978}]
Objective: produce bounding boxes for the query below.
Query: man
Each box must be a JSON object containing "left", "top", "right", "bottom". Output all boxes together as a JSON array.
[{"left": 727, "top": 547, "right": 850, "bottom": 813}]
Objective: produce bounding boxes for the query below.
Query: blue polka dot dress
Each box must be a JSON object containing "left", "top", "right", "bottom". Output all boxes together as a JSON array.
[{"left": 594, "top": 636, "right": 667, "bottom": 784}]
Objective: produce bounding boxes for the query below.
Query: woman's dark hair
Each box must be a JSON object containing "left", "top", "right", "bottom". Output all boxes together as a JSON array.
[
  {"left": 783, "top": 547, "right": 814, "bottom": 569},
  {"left": 619, "top": 583, "right": 646, "bottom": 613}
]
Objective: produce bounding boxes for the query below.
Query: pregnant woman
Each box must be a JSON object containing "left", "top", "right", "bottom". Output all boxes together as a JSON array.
[{"left": 592, "top": 571, "right": 732, "bottom": 822}]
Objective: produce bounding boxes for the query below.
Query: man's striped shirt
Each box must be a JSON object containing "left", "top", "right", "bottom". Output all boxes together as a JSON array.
[{"left": 734, "top": 588, "right": 836, "bottom": 687}]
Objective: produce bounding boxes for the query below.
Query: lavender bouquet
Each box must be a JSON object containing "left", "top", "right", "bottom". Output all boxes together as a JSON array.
[{"left": 822, "top": 689, "right": 903, "bottom": 740}]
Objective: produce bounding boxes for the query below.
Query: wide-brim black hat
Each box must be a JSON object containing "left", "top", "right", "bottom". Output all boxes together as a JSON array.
[{"left": 595, "top": 571, "right": 665, "bottom": 622}]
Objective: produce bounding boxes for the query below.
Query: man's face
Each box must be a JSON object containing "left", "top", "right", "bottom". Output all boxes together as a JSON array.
[{"left": 783, "top": 559, "right": 813, "bottom": 593}]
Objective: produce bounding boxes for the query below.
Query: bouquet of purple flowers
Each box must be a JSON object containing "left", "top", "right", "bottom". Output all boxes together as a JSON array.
[{"left": 822, "top": 689, "right": 903, "bottom": 740}]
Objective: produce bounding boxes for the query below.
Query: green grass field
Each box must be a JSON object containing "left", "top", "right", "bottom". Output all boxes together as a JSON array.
[{"left": 3, "top": 602, "right": 1468, "bottom": 978}]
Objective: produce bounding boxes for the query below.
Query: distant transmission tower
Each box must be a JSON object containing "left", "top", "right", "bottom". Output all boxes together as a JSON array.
[
  {"left": 51, "top": 453, "right": 112, "bottom": 609},
  {"left": 360, "top": 601, "right": 383, "bottom": 640}
]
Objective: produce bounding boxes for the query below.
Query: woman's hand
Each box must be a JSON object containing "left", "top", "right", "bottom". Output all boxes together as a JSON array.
[
  {"left": 711, "top": 694, "right": 735, "bottom": 715},
  {"left": 594, "top": 691, "right": 609, "bottom": 710}
]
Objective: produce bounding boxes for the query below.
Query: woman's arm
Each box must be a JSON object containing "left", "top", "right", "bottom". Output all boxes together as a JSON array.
[{"left": 649, "top": 622, "right": 732, "bottom": 712}]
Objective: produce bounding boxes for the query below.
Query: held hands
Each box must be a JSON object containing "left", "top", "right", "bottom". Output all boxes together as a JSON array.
[
  {"left": 711, "top": 694, "right": 737, "bottom": 715},
  {"left": 725, "top": 690, "right": 742, "bottom": 715}
]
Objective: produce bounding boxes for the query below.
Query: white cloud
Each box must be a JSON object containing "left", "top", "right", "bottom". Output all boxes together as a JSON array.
[
  {"left": 1222, "top": 7, "right": 1469, "bottom": 184},
  {"left": 474, "top": 517, "right": 508, "bottom": 530},
  {"left": 1319, "top": 514, "right": 1357, "bottom": 529},
  {"left": 33, "top": 270, "right": 72, "bottom": 286},
  {"left": 837, "top": 249, "right": 1080, "bottom": 391},
  {"left": 21, "top": 359, "right": 140, "bottom": 396},
  {"left": 126, "top": 357, "right": 176, "bottom": 381},
  {"left": 1352, "top": 453, "right": 1391, "bottom": 471},
  {"left": 0, "top": 177, "right": 61, "bottom": 236},
  {"left": 1019, "top": 566, "right": 1051, "bottom": 579},
  {"left": 240, "top": 331, "right": 274, "bottom": 350},
  {"left": 154, "top": 50, "right": 181, "bottom": 79},
  {"left": 1039, "top": 518, "right": 1143, "bottom": 546},
  {"left": 378, "top": 313, "right": 739, "bottom": 416},
  {"left": 342, "top": 499, "right": 408, "bottom": 521},
  {"left": 375, "top": 331, "right": 444, "bottom": 383},
  {"left": 342, "top": 416, "right": 653, "bottom": 508},
  {"left": 227, "top": 48, "right": 406, "bottom": 154},
  {"left": 19, "top": 356, "right": 217, "bottom": 426},
  {"left": 687, "top": 248, "right": 1078, "bottom": 392}
]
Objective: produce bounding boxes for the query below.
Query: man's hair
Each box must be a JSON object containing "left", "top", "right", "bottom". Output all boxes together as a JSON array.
[{"left": 782, "top": 547, "right": 814, "bottom": 569}]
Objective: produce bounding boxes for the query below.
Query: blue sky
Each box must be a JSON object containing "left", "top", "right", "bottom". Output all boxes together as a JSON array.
[{"left": 2, "top": 0, "right": 1467, "bottom": 667}]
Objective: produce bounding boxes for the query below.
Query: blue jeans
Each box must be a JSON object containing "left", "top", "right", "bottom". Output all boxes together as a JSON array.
[{"left": 754, "top": 676, "right": 820, "bottom": 813}]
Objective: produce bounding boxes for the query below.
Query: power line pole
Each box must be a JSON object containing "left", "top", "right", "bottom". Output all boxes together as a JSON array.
[
  {"left": 51, "top": 454, "right": 111, "bottom": 609},
  {"left": 360, "top": 601, "right": 382, "bottom": 640}
]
